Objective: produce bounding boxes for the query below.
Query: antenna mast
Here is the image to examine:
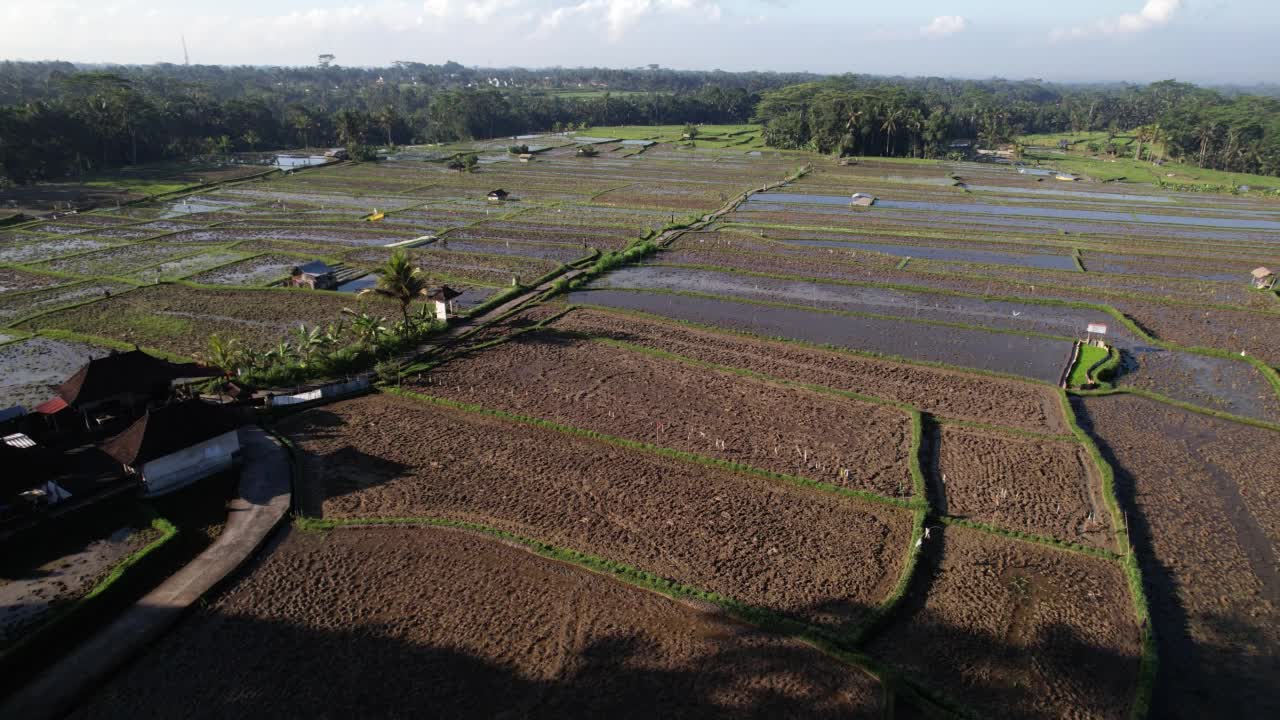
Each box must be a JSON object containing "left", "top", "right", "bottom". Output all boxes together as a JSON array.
[{"left": 182, "top": 34, "right": 190, "bottom": 66}]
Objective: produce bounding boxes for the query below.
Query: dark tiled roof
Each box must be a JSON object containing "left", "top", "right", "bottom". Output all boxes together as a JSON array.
[
  {"left": 428, "top": 285, "right": 463, "bottom": 301},
  {"left": 57, "top": 350, "right": 220, "bottom": 407},
  {"left": 100, "top": 400, "right": 239, "bottom": 467},
  {"left": 295, "top": 260, "right": 335, "bottom": 275}
]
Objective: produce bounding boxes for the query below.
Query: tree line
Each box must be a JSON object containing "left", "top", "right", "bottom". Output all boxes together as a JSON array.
[
  {"left": 3, "top": 61, "right": 1280, "bottom": 185},
  {"left": 752, "top": 76, "right": 1280, "bottom": 177},
  {"left": 0, "top": 61, "right": 767, "bottom": 184}
]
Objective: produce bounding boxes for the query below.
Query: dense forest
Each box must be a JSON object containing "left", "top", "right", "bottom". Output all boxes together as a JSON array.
[
  {"left": 2, "top": 60, "right": 1280, "bottom": 184},
  {"left": 753, "top": 76, "right": 1280, "bottom": 177},
  {"left": 0, "top": 61, "right": 799, "bottom": 183}
]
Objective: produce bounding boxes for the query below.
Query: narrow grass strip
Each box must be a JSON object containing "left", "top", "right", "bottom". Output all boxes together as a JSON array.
[
  {"left": 1058, "top": 390, "right": 1158, "bottom": 720},
  {"left": 0, "top": 515, "right": 178, "bottom": 664},
  {"left": 850, "top": 412, "right": 930, "bottom": 646},
  {"left": 938, "top": 516, "right": 1121, "bottom": 561},
  {"left": 385, "top": 387, "right": 919, "bottom": 511}
]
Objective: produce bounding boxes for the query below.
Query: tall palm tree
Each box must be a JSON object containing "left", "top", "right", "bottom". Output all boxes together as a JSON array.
[
  {"left": 335, "top": 109, "right": 366, "bottom": 148},
  {"left": 358, "top": 248, "right": 430, "bottom": 330},
  {"left": 881, "top": 108, "right": 902, "bottom": 156},
  {"left": 376, "top": 106, "right": 399, "bottom": 147}
]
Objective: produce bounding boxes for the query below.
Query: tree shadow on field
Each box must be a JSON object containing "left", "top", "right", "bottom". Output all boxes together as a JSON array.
[
  {"left": 861, "top": 523, "right": 1145, "bottom": 720},
  {"left": 31, "top": 516, "right": 1171, "bottom": 720},
  {"left": 1071, "top": 396, "right": 1280, "bottom": 720},
  {"left": 65, "top": 593, "right": 885, "bottom": 719},
  {"left": 273, "top": 409, "right": 410, "bottom": 517}
]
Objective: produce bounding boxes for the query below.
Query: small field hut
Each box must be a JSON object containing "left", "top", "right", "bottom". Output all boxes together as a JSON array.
[
  {"left": 850, "top": 193, "right": 876, "bottom": 207},
  {"left": 1251, "top": 267, "right": 1277, "bottom": 290},
  {"left": 100, "top": 400, "right": 241, "bottom": 497},
  {"left": 289, "top": 261, "right": 338, "bottom": 290},
  {"left": 487, "top": 189, "right": 509, "bottom": 202},
  {"left": 429, "top": 286, "right": 463, "bottom": 321}
]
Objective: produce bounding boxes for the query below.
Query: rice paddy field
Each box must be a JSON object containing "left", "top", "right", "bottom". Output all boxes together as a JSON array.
[{"left": 9, "top": 133, "right": 1280, "bottom": 719}]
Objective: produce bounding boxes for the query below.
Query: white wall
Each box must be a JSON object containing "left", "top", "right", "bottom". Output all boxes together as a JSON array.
[{"left": 140, "top": 430, "right": 240, "bottom": 497}]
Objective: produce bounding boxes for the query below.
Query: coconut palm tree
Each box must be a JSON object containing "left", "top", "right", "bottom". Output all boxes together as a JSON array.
[
  {"left": 375, "top": 105, "right": 400, "bottom": 147},
  {"left": 358, "top": 248, "right": 431, "bottom": 330}
]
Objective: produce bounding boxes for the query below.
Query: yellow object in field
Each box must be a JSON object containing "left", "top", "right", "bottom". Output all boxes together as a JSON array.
[{"left": 366, "top": 208, "right": 385, "bottom": 221}]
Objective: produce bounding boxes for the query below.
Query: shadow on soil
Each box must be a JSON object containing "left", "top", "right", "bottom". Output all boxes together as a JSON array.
[
  {"left": 1072, "top": 396, "right": 1280, "bottom": 719},
  {"left": 66, "top": 607, "right": 882, "bottom": 719},
  {"left": 51, "top": 521, "right": 1159, "bottom": 720}
]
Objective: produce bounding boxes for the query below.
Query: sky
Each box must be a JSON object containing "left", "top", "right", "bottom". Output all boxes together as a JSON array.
[{"left": 2, "top": 0, "right": 1278, "bottom": 84}]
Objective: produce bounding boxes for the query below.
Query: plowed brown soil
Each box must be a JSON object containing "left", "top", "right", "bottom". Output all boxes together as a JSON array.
[
  {"left": 279, "top": 393, "right": 913, "bottom": 636},
  {"left": 1077, "top": 394, "right": 1280, "bottom": 719},
  {"left": 935, "top": 425, "right": 1113, "bottom": 549},
  {"left": 543, "top": 306, "right": 1068, "bottom": 434},
  {"left": 71, "top": 527, "right": 885, "bottom": 719},
  {"left": 867, "top": 525, "right": 1141, "bottom": 719},
  {"left": 414, "top": 331, "right": 915, "bottom": 498},
  {"left": 285, "top": 392, "right": 916, "bottom": 632}
]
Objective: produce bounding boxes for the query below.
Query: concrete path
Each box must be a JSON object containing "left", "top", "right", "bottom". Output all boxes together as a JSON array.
[{"left": 0, "top": 426, "right": 291, "bottom": 720}]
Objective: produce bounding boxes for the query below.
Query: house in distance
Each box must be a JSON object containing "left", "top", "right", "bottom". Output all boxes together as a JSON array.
[
  {"left": 487, "top": 189, "right": 509, "bottom": 202},
  {"left": 289, "top": 261, "right": 338, "bottom": 290},
  {"left": 1251, "top": 266, "right": 1277, "bottom": 290}
]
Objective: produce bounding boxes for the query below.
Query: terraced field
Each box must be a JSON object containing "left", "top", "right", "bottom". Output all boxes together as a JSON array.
[{"left": 14, "top": 139, "right": 1278, "bottom": 719}]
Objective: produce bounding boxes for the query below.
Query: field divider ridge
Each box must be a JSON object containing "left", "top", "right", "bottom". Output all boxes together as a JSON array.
[
  {"left": 383, "top": 386, "right": 920, "bottom": 512},
  {"left": 1059, "top": 390, "right": 1158, "bottom": 720}
]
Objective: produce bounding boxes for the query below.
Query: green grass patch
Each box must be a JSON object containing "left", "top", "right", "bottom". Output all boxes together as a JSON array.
[{"left": 1068, "top": 343, "right": 1109, "bottom": 387}]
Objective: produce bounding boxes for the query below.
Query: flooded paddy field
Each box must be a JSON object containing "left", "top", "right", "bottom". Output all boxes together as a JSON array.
[
  {"left": 0, "top": 335, "right": 112, "bottom": 408},
  {"left": 567, "top": 288, "right": 1074, "bottom": 383},
  {"left": 600, "top": 265, "right": 1116, "bottom": 341}
]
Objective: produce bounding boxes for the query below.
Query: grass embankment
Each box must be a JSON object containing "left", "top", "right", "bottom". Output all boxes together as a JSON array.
[
  {"left": 1068, "top": 343, "right": 1109, "bottom": 387},
  {"left": 1019, "top": 131, "right": 1278, "bottom": 191}
]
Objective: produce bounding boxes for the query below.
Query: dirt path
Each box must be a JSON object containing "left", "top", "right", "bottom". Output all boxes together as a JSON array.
[{"left": 0, "top": 427, "right": 291, "bottom": 720}]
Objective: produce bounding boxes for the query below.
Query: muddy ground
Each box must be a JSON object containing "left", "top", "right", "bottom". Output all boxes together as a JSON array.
[
  {"left": 867, "top": 525, "right": 1141, "bottom": 719},
  {"left": 71, "top": 526, "right": 886, "bottom": 719},
  {"left": 934, "top": 425, "right": 1113, "bottom": 550},
  {"left": 0, "top": 336, "right": 111, "bottom": 409},
  {"left": 542, "top": 306, "right": 1068, "bottom": 434},
  {"left": 0, "top": 524, "right": 154, "bottom": 648},
  {"left": 280, "top": 393, "right": 912, "bottom": 636},
  {"left": 415, "top": 331, "right": 915, "bottom": 498},
  {"left": 1077, "top": 394, "right": 1280, "bottom": 719}
]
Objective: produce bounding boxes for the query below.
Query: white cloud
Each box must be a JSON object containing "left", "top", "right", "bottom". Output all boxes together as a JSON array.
[
  {"left": 1051, "top": 0, "right": 1184, "bottom": 41},
  {"left": 540, "top": 0, "right": 722, "bottom": 41},
  {"left": 920, "top": 15, "right": 967, "bottom": 38}
]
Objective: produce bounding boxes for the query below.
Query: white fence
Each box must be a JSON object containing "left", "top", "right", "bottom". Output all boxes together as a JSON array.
[{"left": 269, "top": 377, "right": 370, "bottom": 407}]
